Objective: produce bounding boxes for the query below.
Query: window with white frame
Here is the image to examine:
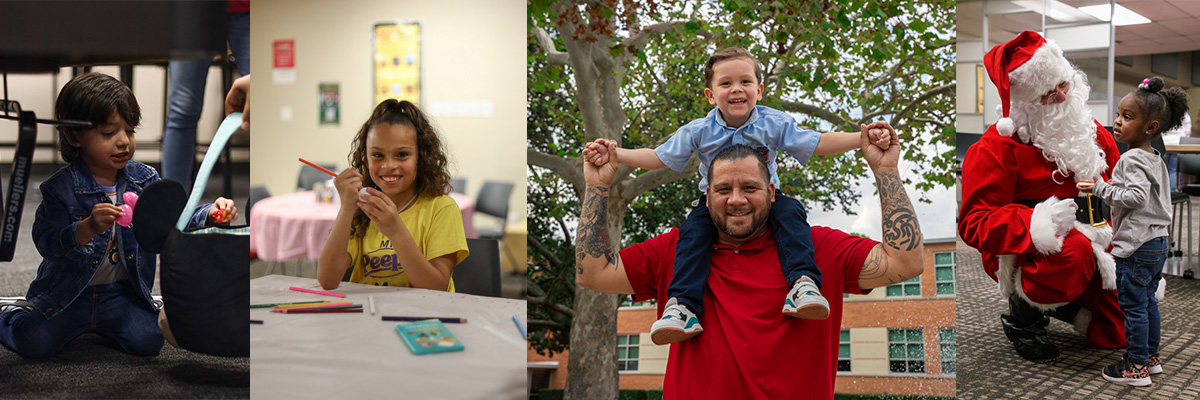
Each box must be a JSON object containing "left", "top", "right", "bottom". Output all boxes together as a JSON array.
[
  {"left": 837, "top": 329, "right": 851, "bottom": 372},
  {"left": 939, "top": 328, "right": 956, "bottom": 375},
  {"left": 617, "top": 334, "right": 639, "bottom": 372},
  {"left": 888, "top": 328, "right": 925, "bottom": 374},
  {"left": 886, "top": 276, "right": 921, "bottom": 297},
  {"left": 935, "top": 252, "right": 956, "bottom": 295}
]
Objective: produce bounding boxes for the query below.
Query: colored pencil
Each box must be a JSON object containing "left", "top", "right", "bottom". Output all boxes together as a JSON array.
[
  {"left": 513, "top": 315, "right": 526, "bottom": 339},
  {"left": 368, "top": 296, "right": 376, "bottom": 315},
  {"left": 275, "top": 308, "right": 363, "bottom": 314},
  {"left": 272, "top": 304, "right": 361, "bottom": 313},
  {"left": 298, "top": 158, "right": 338, "bottom": 177},
  {"left": 275, "top": 302, "right": 354, "bottom": 311},
  {"left": 251, "top": 301, "right": 332, "bottom": 309},
  {"left": 381, "top": 316, "right": 466, "bottom": 323},
  {"left": 289, "top": 286, "right": 345, "bottom": 298},
  {"left": 250, "top": 320, "right": 264, "bottom": 324}
]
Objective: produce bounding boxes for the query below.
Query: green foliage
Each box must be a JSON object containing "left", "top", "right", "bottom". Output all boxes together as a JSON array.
[{"left": 527, "top": 0, "right": 955, "bottom": 359}]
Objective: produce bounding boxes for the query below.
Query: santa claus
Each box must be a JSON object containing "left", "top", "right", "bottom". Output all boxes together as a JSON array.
[{"left": 959, "top": 30, "right": 1127, "bottom": 363}]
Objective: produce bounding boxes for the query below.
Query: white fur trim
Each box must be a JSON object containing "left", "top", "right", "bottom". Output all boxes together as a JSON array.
[
  {"left": 996, "top": 254, "right": 1017, "bottom": 298},
  {"left": 1156, "top": 277, "right": 1166, "bottom": 302},
  {"left": 1014, "top": 268, "right": 1069, "bottom": 312},
  {"left": 1073, "top": 307, "right": 1091, "bottom": 335},
  {"left": 997, "top": 117, "right": 1015, "bottom": 136},
  {"left": 1074, "top": 222, "right": 1116, "bottom": 290},
  {"left": 1008, "top": 40, "right": 1073, "bottom": 104},
  {"left": 1030, "top": 197, "right": 1067, "bottom": 254}
]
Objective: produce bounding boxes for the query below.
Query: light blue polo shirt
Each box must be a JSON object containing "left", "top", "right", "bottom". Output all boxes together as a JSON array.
[{"left": 654, "top": 105, "right": 820, "bottom": 192}]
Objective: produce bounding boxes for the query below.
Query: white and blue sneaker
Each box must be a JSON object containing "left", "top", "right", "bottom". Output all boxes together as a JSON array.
[
  {"left": 782, "top": 276, "right": 829, "bottom": 320},
  {"left": 650, "top": 297, "right": 702, "bottom": 345}
]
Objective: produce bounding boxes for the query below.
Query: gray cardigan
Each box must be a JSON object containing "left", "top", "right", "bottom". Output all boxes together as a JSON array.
[{"left": 1092, "top": 148, "right": 1171, "bottom": 258}]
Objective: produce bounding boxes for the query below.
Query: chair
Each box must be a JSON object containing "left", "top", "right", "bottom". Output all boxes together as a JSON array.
[
  {"left": 247, "top": 185, "right": 271, "bottom": 221},
  {"left": 452, "top": 238, "right": 502, "bottom": 297},
  {"left": 474, "top": 181, "right": 518, "bottom": 269},
  {"left": 297, "top": 163, "right": 336, "bottom": 191},
  {"left": 1174, "top": 137, "right": 1200, "bottom": 276},
  {"left": 451, "top": 178, "right": 466, "bottom": 195}
]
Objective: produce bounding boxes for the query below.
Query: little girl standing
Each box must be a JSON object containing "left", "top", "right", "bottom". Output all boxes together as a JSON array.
[{"left": 1081, "top": 77, "right": 1186, "bottom": 387}]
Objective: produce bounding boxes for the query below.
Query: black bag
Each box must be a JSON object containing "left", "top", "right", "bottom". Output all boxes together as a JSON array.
[{"left": 134, "top": 113, "right": 248, "bottom": 357}]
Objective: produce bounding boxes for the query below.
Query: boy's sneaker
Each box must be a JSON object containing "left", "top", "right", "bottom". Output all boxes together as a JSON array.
[
  {"left": 1147, "top": 353, "right": 1163, "bottom": 375},
  {"left": 1102, "top": 355, "right": 1152, "bottom": 387},
  {"left": 782, "top": 277, "right": 829, "bottom": 320},
  {"left": 650, "top": 298, "right": 702, "bottom": 345}
]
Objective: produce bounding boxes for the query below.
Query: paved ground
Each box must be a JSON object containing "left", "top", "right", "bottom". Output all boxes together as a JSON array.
[{"left": 957, "top": 205, "right": 1200, "bottom": 400}]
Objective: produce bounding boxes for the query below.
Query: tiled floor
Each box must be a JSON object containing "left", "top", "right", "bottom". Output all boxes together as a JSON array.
[{"left": 956, "top": 198, "right": 1200, "bottom": 399}]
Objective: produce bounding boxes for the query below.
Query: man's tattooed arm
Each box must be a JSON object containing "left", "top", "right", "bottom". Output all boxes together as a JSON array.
[
  {"left": 878, "top": 172, "right": 922, "bottom": 252},
  {"left": 857, "top": 169, "right": 926, "bottom": 290},
  {"left": 576, "top": 186, "right": 619, "bottom": 278}
]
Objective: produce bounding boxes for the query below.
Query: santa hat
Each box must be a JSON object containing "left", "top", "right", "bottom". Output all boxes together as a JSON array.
[{"left": 984, "top": 31, "right": 1072, "bottom": 137}]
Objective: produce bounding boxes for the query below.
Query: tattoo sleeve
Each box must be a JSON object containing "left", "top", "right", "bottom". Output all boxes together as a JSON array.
[
  {"left": 877, "top": 171, "right": 922, "bottom": 252},
  {"left": 576, "top": 186, "right": 617, "bottom": 275}
]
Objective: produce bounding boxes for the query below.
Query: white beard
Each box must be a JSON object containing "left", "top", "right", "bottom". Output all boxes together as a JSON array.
[{"left": 1008, "top": 73, "right": 1109, "bottom": 181}]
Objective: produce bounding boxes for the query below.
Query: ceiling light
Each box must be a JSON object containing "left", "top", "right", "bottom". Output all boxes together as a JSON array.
[{"left": 1078, "top": 4, "right": 1151, "bottom": 26}]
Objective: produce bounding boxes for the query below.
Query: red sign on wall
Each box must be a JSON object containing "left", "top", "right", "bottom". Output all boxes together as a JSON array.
[{"left": 273, "top": 39, "right": 295, "bottom": 69}]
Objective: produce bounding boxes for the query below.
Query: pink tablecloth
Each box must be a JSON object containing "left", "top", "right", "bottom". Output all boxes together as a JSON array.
[{"left": 250, "top": 191, "right": 477, "bottom": 262}]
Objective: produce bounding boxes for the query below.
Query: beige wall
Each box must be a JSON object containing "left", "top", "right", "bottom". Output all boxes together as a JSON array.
[
  {"left": 250, "top": 0, "right": 527, "bottom": 223},
  {"left": 0, "top": 65, "right": 230, "bottom": 163},
  {"left": 1115, "top": 52, "right": 1200, "bottom": 129}
]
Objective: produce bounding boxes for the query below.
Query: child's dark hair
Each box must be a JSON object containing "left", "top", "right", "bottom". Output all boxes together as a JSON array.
[
  {"left": 348, "top": 99, "right": 451, "bottom": 237},
  {"left": 54, "top": 72, "right": 141, "bottom": 162},
  {"left": 1133, "top": 77, "right": 1190, "bottom": 134},
  {"left": 704, "top": 47, "right": 763, "bottom": 89}
]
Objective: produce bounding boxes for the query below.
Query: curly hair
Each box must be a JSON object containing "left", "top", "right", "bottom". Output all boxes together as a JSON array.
[
  {"left": 704, "top": 47, "right": 763, "bottom": 89},
  {"left": 1132, "top": 76, "right": 1191, "bottom": 134},
  {"left": 54, "top": 72, "right": 141, "bottom": 162},
  {"left": 348, "top": 99, "right": 452, "bottom": 237}
]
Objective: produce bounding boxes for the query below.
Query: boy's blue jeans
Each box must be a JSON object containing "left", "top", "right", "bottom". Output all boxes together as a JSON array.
[
  {"left": 0, "top": 280, "right": 163, "bottom": 359},
  {"left": 667, "top": 190, "right": 819, "bottom": 318},
  {"left": 1117, "top": 236, "right": 1167, "bottom": 366}
]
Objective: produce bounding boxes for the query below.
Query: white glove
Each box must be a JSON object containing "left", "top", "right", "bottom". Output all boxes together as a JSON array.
[{"left": 1030, "top": 197, "right": 1077, "bottom": 254}]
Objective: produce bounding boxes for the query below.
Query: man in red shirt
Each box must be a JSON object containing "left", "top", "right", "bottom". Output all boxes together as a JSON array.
[{"left": 576, "top": 129, "right": 927, "bottom": 399}]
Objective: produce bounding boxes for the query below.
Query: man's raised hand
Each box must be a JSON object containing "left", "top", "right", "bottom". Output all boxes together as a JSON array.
[{"left": 584, "top": 140, "right": 620, "bottom": 187}]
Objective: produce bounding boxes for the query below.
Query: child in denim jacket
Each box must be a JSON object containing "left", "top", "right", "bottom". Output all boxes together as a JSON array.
[{"left": 0, "top": 72, "right": 236, "bottom": 358}]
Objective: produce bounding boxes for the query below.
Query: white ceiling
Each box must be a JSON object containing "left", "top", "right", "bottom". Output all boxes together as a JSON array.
[{"left": 958, "top": 0, "right": 1200, "bottom": 57}]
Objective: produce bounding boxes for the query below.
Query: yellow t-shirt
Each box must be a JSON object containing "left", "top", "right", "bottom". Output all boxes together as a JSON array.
[{"left": 347, "top": 194, "right": 469, "bottom": 289}]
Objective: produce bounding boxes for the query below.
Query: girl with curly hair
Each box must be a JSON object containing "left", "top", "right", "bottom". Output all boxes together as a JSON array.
[{"left": 317, "top": 99, "right": 466, "bottom": 291}]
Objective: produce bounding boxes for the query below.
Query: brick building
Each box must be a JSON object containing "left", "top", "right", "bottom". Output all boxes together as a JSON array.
[{"left": 528, "top": 237, "right": 957, "bottom": 398}]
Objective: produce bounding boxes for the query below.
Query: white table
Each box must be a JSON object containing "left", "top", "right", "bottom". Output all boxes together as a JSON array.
[{"left": 250, "top": 275, "right": 526, "bottom": 399}]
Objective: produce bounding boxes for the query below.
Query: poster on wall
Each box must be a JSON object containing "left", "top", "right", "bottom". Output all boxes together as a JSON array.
[
  {"left": 373, "top": 22, "right": 421, "bottom": 107},
  {"left": 319, "top": 83, "right": 339, "bottom": 125},
  {"left": 273, "top": 39, "right": 296, "bottom": 85}
]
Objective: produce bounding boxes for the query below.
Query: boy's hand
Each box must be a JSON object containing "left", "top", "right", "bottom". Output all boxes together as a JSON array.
[
  {"left": 209, "top": 197, "right": 239, "bottom": 224},
  {"left": 861, "top": 121, "right": 895, "bottom": 150},
  {"left": 85, "top": 203, "right": 122, "bottom": 234},
  {"left": 583, "top": 138, "right": 615, "bottom": 166},
  {"left": 584, "top": 141, "right": 620, "bottom": 187}
]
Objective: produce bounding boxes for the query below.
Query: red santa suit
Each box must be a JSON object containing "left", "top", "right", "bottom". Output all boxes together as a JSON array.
[{"left": 958, "top": 31, "right": 1126, "bottom": 349}]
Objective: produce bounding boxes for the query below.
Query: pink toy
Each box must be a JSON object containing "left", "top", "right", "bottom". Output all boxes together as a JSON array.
[{"left": 115, "top": 192, "right": 138, "bottom": 227}]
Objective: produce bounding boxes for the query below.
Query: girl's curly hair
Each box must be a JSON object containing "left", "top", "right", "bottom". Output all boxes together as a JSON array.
[{"left": 348, "top": 99, "right": 452, "bottom": 237}]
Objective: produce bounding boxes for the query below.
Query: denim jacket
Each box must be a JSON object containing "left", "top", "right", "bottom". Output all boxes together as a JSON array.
[{"left": 27, "top": 160, "right": 212, "bottom": 319}]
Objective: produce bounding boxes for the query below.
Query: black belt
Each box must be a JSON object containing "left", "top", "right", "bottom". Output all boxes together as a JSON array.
[{"left": 1014, "top": 195, "right": 1108, "bottom": 227}]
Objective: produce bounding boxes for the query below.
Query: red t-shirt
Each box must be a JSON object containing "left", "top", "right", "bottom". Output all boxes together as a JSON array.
[{"left": 620, "top": 226, "right": 878, "bottom": 400}]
